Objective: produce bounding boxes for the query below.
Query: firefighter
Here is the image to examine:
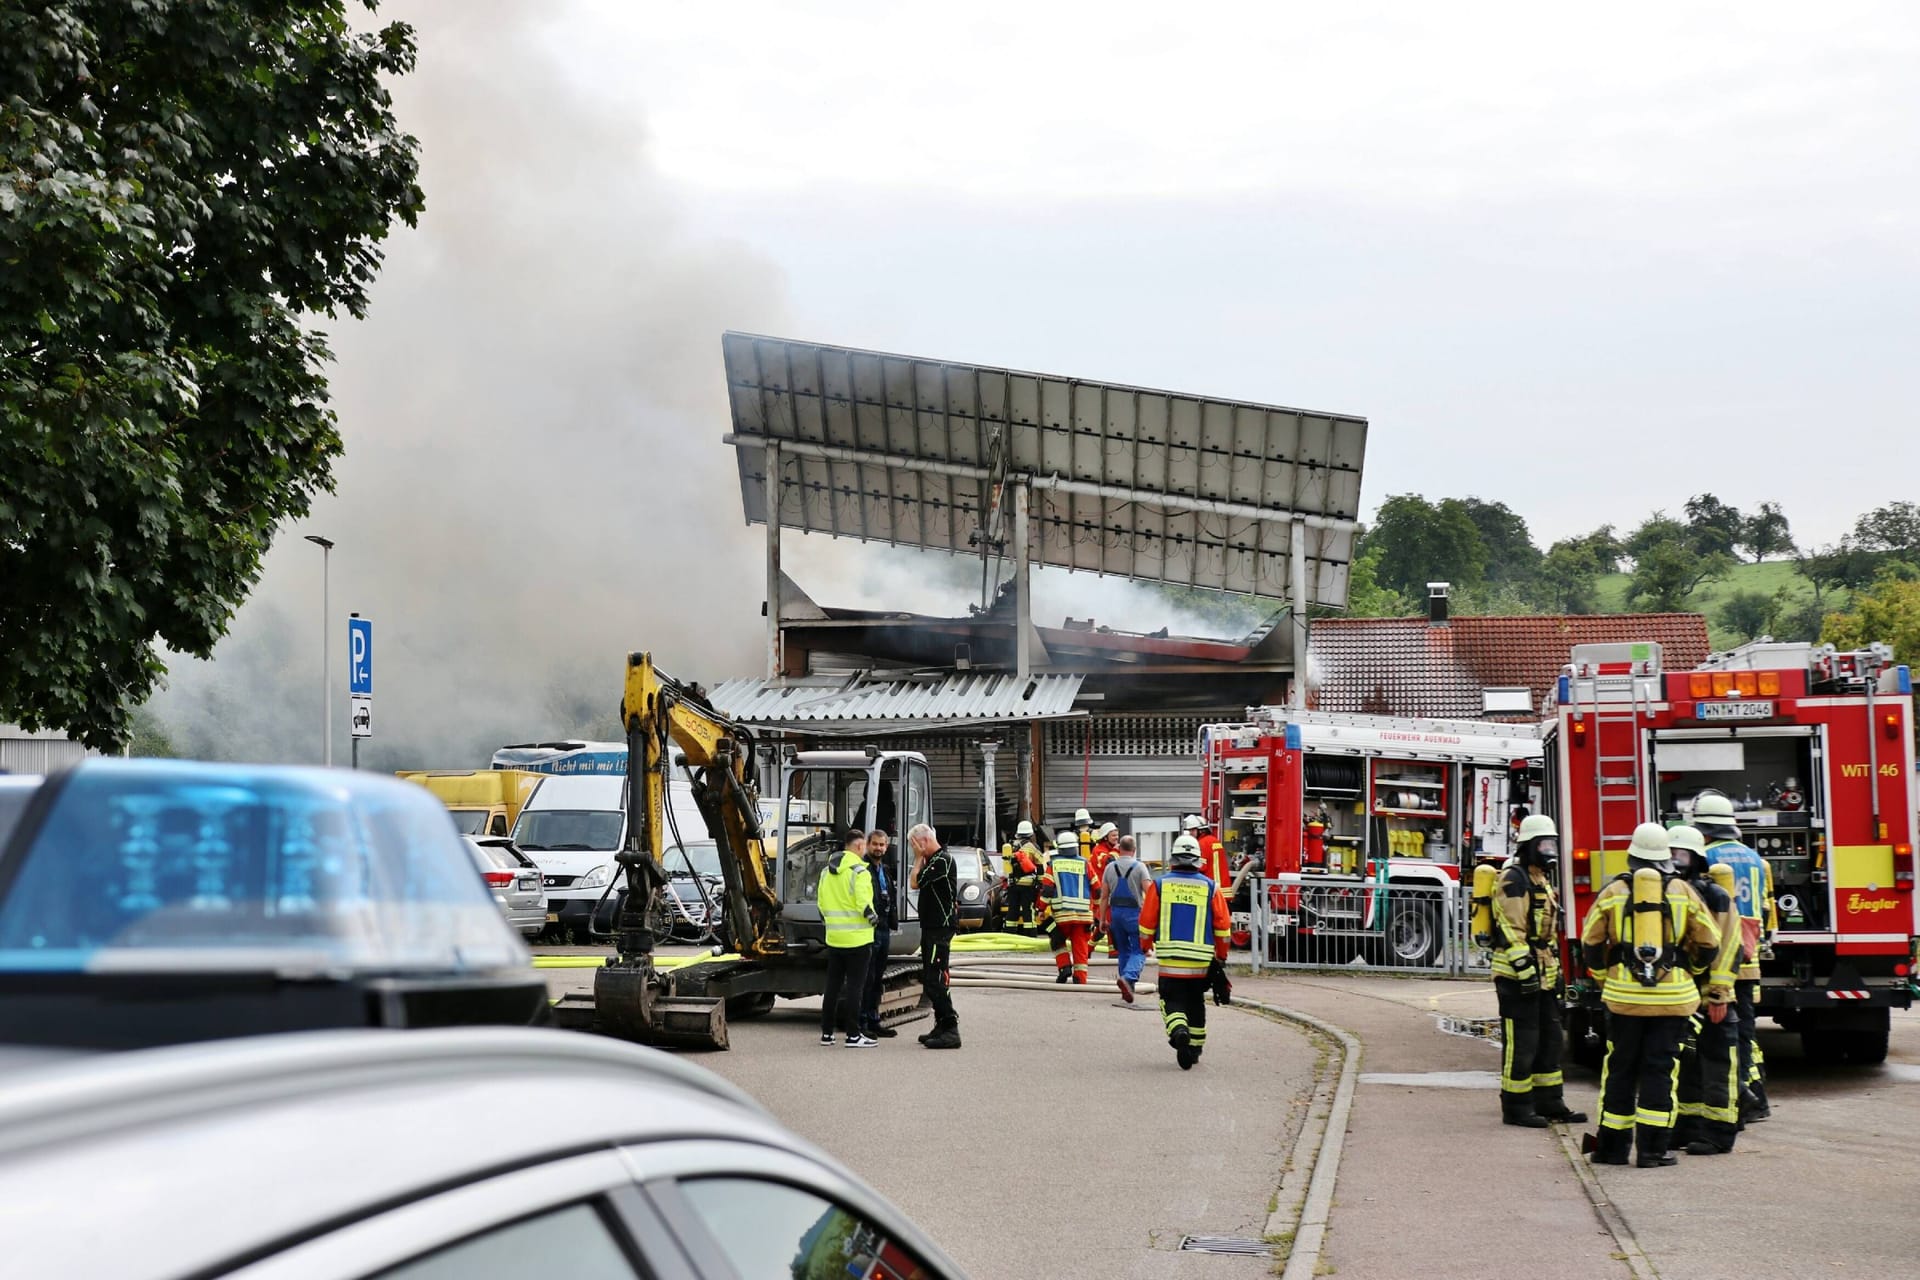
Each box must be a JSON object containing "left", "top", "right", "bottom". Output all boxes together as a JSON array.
[
  {"left": 1040, "top": 830, "right": 1094, "bottom": 984},
  {"left": 1578, "top": 822, "right": 1721, "bottom": 1168},
  {"left": 1491, "top": 814, "right": 1588, "bottom": 1128},
  {"left": 1006, "top": 820, "right": 1044, "bottom": 933},
  {"left": 1697, "top": 792, "right": 1776, "bottom": 1123},
  {"left": 1091, "top": 822, "right": 1120, "bottom": 954},
  {"left": 1667, "top": 825, "right": 1742, "bottom": 1154},
  {"left": 1140, "top": 834, "right": 1233, "bottom": 1069},
  {"left": 1186, "top": 814, "right": 1229, "bottom": 887}
]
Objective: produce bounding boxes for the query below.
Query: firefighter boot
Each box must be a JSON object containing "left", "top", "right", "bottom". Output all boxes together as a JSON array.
[
  {"left": 923, "top": 1023, "right": 962, "bottom": 1050},
  {"left": 1587, "top": 1127, "right": 1632, "bottom": 1166},
  {"left": 1635, "top": 1124, "right": 1678, "bottom": 1168},
  {"left": 1532, "top": 1081, "right": 1588, "bottom": 1125},
  {"left": 1501, "top": 1094, "right": 1550, "bottom": 1129}
]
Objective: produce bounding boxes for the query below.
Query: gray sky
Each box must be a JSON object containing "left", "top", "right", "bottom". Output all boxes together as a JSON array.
[{"left": 157, "top": 1, "right": 1920, "bottom": 764}]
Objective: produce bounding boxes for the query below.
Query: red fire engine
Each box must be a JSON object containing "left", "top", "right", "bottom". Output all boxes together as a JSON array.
[
  {"left": 1202, "top": 709, "right": 1543, "bottom": 967},
  {"left": 1552, "top": 640, "right": 1918, "bottom": 1065}
]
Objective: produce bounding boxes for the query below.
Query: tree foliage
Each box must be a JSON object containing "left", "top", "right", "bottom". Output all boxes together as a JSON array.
[
  {"left": 1361, "top": 494, "right": 1488, "bottom": 598},
  {"left": 1717, "top": 590, "right": 1777, "bottom": 642},
  {"left": 1459, "top": 497, "right": 1540, "bottom": 588},
  {"left": 0, "top": 1, "right": 423, "bottom": 749},
  {"left": 1851, "top": 501, "right": 1920, "bottom": 559},
  {"left": 1821, "top": 577, "right": 1920, "bottom": 668},
  {"left": 1340, "top": 543, "right": 1411, "bottom": 617},
  {"left": 1683, "top": 493, "right": 1746, "bottom": 559},
  {"left": 1539, "top": 537, "right": 1607, "bottom": 613},
  {"left": 1624, "top": 513, "right": 1733, "bottom": 611},
  {"left": 1739, "top": 501, "right": 1795, "bottom": 562}
]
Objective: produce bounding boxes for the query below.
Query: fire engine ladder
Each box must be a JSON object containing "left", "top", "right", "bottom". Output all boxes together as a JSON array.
[{"left": 1582, "top": 672, "right": 1652, "bottom": 890}]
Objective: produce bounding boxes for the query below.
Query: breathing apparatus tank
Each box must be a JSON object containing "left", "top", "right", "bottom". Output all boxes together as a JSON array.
[
  {"left": 1708, "top": 861, "right": 1736, "bottom": 904},
  {"left": 1630, "top": 865, "right": 1668, "bottom": 985},
  {"left": 1470, "top": 862, "right": 1499, "bottom": 947}
]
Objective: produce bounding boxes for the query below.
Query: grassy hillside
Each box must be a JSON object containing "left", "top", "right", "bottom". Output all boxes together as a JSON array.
[{"left": 1594, "top": 559, "right": 1842, "bottom": 650}]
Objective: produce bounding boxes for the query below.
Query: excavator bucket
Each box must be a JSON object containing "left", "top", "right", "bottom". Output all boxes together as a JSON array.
[{"left": 562, "top": 964, "right": 730, "bottom": 1051}]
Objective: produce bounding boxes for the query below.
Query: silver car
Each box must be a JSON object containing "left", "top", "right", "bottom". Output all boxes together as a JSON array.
[
  {"left": 0, "top": 1027, "right": 965, "bottom": 1279},
  {"left": 466, "top": 834, "right": 548, "bottom": 936}
]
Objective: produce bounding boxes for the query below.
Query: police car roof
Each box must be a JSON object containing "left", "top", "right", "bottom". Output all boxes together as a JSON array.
[{"left": 0, "top": 1028, "right": 793, "bottom": 1279}]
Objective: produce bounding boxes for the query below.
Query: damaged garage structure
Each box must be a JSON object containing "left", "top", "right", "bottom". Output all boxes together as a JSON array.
[{"left": 706, "top": 332, "right": 1368, "bottom": 859}]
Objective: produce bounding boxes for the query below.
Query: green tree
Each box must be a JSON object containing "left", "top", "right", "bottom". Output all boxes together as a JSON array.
[
  {"left": 1459, "top": 497, "right": 1541, "bottom": 588},
  {"left": 1795, "top": 542, "right": 1881, "bottom": 610},
  {"left": 1625, "top": 514, "right": 1732, "bottom": 611},
  {"left": 1683, "top": 493, "right": 1746, "bottom": 559},
  {"left": 126, "top": 705, "right": 176, "bottom": 758},
  {"left": 1739, "top": 501, "right": 1795, "bottom": 562},
  {"left": 1717, "top": 590, "right": 1776, "bottom": 642},
  {"left": 1539, "top": 537, "right": 1605, "bottom": 613},
  {"left": 1, "top": 2, "right": 423, "bottom": 751},
  {"left": 1340, "top": 543, "right": 1411, "bottom": 617},
  {"left": 1361, "top": 494, "right": 1487, "bottom": 598},
  {"left": 1821, "top": 577, "right": 1920, "bottom": 668},
  {"left": 1851, "top": 501, "right": 1920, "bottom": 559}
]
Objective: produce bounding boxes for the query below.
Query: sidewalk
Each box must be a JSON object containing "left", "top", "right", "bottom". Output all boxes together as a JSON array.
[{"left": 1233, "top": 973, "right": 1626, "bottom": 1279}]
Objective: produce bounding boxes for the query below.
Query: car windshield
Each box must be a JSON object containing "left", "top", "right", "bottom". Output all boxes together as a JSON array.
[
  {"left": 511, "top": 809, "right": 623, "bottom": 852},
  {"left": 952, "top": 849, "right": 984, "bottom": 880},
  {"left": 446, "top": 808, "right": 491, "bottom": 836},
  {"left": 667, "top": 841, "right": 722, "bottom": 880},
  {"left": 0, "top": 762, "right": 523, "bottom": 974}
]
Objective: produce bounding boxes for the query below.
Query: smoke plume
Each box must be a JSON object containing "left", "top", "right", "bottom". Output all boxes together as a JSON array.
[{"left": 152, "top": 0, "right": 788, "bottom": 767}]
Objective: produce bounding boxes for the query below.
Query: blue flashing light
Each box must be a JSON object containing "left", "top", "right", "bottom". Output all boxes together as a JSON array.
[
  {"left": 1285, "top": 724, "right": 1302, "bottom": 750},
  {"left": 1898, "top": 666, "right": 1912, "bottom": 696},
  {"left": 0, "top": 760, "right": 526, "bottom": 975},
  {"left": 1557, "top": 674, "right": 1571, "bottom": 706}
]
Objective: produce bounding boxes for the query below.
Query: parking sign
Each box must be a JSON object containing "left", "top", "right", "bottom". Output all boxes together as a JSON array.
[{"left": 348, "top": 616, "right": 372, "bottom": 696}]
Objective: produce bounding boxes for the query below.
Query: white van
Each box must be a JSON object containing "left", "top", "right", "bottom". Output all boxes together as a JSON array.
[{"left": 511, "top": 775, "right": 708, "bottom": 937}]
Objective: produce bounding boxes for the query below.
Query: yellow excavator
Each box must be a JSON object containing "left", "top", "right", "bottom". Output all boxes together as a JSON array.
[{"left": 552, "top": 652, "right": 934, "bottom": 1049}]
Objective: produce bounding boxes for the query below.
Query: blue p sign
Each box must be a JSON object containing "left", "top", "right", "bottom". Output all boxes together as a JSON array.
[{"left": 348, "top": 616, "right": 373, "bottom": 696}]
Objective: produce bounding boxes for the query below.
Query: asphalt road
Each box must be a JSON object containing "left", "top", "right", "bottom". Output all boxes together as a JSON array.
[{"left": 544, "top": 956, "right": 1321, "bottom": 1280}]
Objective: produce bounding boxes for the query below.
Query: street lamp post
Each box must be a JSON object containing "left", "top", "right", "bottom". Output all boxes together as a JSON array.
[{"left": 304, "top": 535, "right": 335, "bottom": 766}]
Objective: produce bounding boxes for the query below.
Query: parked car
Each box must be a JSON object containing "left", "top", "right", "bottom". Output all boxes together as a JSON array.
[
  {"left": 0, "top": 759, "right": 546, "bottom": 1050},
  {"left": 949, "top": 845, "right": 1005, "bottom": 931},
  {"left": 465, "top": 834, "right": 548, "bottom": 937},
  {"left": 0, "top": 775, "right": 40, "bottom": 849},
  {"left": 656, "top": 839, "right": 727, "bottom": 945},
  {"left": 0, "top": 1026, "right": 966, "bottom": 1279}
]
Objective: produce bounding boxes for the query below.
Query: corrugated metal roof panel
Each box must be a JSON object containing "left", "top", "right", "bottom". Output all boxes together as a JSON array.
[
  {"left": 722, "top": 332, "right": 1368, "bottom": 605},
  {"left": 709, "top": 672, "right": 1085, "bottom": 724}
]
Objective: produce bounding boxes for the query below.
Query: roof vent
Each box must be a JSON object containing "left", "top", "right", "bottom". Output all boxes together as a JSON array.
[{"left": 1426, "top": 582, "right": 1451, "bottom": 628}]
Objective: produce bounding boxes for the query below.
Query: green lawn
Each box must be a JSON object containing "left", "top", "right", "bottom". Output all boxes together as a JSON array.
[{"left": 1594, "top": 559, "right": 1841, "bottom": 650}]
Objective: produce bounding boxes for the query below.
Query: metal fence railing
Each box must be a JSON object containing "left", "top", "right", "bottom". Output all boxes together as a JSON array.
[{"left": 1246, "top": 875, "right": 1492, "bottom": 977}]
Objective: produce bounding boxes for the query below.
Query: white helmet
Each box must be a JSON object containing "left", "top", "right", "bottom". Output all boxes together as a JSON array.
[
  {"left": 1516, "top": 814, "right": 1558, "bottom": 843},
  {"left": 1666, "top": 825, "right": 1706, "bottom": 855},
  {"left": 1073, "top": 808, "right": 1093, "bottom": 827},
  {"left": 1095, "top": 822, "right": 1118, "bottom": 841},
  {"left": 1170, "top": 834, "right": 1204, "bottom": 870},
  {"left": 1056, "top": 831, "right": 1080, "bottom": 853},
  {"left": 1015, "top": 820, "right": 1035, "bottom": 838},
  {"left": 1627, "top": 822, "right": 1671, "bottom": 864},
  {"left": 1692, "top": 792, "right": 1737, "bottom": 822},
  {"left": 1666, "top": 824, "right": 1706, "bottom": 876},
  {"left": 1183, "top": 814, "right": 1207, "bottom": 832}
]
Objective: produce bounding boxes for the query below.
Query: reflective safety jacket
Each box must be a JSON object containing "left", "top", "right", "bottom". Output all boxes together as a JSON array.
[
  {"left": 1140, "top": 871, "right": 1231, "bottom": 977},
  {"left": 1009, "top": 842, "right": 1043, "bottom": 886},
  {"left": 1199, "top": 833, "right": 1229, "bottom": 887},
  {"left": 1041, "top": 853, "right": 1093, "bottom": 924},
  {"left": 1490, "top": 862, "right": 1561, "bottom": 989},
  {"left": 1579, "top": 873, "right": 1720, "bottom": 1017},
  {"left": 818, "top": 849, "right": 875, "bottom": 949},
  {"left": 1706, "top": 839, "right": 1775, "bottom": 981},
  {"left": 1685, "top": 878, "right": 1739, "bottom": 1005}
]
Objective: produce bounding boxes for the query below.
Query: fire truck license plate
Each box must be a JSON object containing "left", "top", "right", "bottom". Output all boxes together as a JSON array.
[{"left": 1698, "top": 700, "right": 1774, "bottom": 721}]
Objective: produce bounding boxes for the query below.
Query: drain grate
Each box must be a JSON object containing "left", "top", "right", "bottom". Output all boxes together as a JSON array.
[
  {"left": 1178, "top": 1235, "right": 1273, "bottom": 1256},
  {"left": 1435, "top": 1013, "right": 1502, "bottom": 1041}
]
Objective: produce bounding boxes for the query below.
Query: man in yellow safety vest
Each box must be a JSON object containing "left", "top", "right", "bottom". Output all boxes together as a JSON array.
[
  {"left": 817, "top": 831, "right": 879, "bottom": 1048},
  {"left": 1140, "top": 834, "right": 1232, "bottom": 1069},
  {"left": 1040, "top": 830, "right": 1094, "bottom": 984}
]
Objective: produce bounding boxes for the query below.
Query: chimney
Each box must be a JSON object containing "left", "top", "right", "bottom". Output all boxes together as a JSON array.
[{"left": 1426, "top": 582, "right": 1451, "bottom": 627}]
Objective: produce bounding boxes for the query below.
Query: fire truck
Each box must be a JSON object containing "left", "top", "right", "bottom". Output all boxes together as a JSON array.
[
  {"left": 1551, "top": 640, "right": 1918, "bottom": 1066},
  {"left": 1201, "top": 709, "right": 1544, "bottom": 967}
]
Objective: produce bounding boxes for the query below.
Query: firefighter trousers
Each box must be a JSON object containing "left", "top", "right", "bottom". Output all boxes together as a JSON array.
[
  {"left": 1051, "top": 920, "right": 1092, "bottom": 983},
  {"left": 1734, "top": 979, "right": 1767, "bottom": 1101},
  {"left": 1676, "top": 1008, "right": 1739, "bottom": 1150},
  {"left": 1597, "top": 1012, "right": 1686, "bottom": 1161},
  {"left": 1495, "top": 978, "right": 1567, "bottom": 1118},
  {"left": 1159, "top": 974, "right": 1208, "bottom": 1055}
]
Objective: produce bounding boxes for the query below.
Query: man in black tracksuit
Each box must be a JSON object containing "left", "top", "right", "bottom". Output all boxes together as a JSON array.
[{"left": 908, "top": 823, "right": 961, "bottom": 1049}]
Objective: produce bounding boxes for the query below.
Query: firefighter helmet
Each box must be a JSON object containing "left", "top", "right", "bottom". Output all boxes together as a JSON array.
[
  {"left": 1096, "top": 822, "right": 1117, "bottom": 841},
  {"left": 1170, "top": 834, "right": 1204, "bottom": 870},
  {"left": 1073, "top": 808, "right": 1093, "bottom": 828},
  {"left": 1516, "top": 814, "right": 1558, "bottom": 843},
  {"left": 1693, "top": 792, "right": 1737, "bottom": 822},
  {"left": 1627, "top": 822, "right": 1671, "bottom": 864},
  {"left": 1056, "top": 830, "right": 1080, "bottom": 853},
  {"left": 1666, "top": 824, "right": 1706, "bottom": 877},
  {"left": 1183, "top": 814, "right": 1207, "bottom": 832},
  {"left": 1015, "top": 820, "right": 1035, "bottom": 838}
]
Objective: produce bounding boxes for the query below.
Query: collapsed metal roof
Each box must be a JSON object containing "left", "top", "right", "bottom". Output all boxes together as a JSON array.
[
  {"left": 708, "top": 671, "right": 1085, "bottom": 725},
  {"left": 722, "top": 333, "right": 1368, "bottom": 605}
]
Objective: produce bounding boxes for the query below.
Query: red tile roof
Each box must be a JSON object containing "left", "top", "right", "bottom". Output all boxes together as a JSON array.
[{"left": 1308, "top": 613, "right": 1711, "bottom": 720}]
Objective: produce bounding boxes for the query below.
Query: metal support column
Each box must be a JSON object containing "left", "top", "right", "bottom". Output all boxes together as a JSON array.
[
  {"left": 765, "top": 442, "right": 782, "bottom": 679},
  {"left": 1290, "top": 517, "right": 1309, "bottom": 709},
  {"left": 1013, "top": 481, "right": 1032, "bottom": 681},
  {"left": 979, "top": 741, "right": 999, "bottom": 853}
]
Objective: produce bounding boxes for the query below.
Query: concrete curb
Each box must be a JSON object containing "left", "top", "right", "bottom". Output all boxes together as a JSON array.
[
  {"left": 1232, "top": 996, "right": 1362, "bottom": 1280},
  {"left": 1551, "top": 1123, "right": 1658, "bottom": 1280}
]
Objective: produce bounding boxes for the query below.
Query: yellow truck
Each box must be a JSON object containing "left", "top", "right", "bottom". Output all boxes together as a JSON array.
[{"left": 397, "top": 770, "right": 545, "bottom": 838}]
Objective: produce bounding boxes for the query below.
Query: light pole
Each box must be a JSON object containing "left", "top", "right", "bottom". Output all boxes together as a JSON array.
[{"left": 304, "top": 535, "right": 335, "bottom": 766}]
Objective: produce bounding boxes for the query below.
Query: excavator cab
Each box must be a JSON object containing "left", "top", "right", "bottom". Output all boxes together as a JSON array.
[{"left": 775, "top": 749, "right": 931, "bottom": 957}]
